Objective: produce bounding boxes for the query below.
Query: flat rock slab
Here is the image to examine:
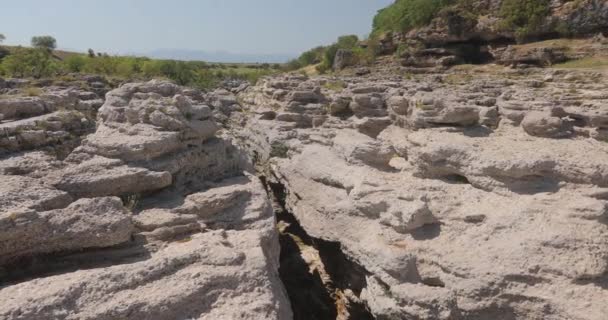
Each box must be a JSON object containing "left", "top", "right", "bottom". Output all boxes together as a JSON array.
[
  {"left": 0, "top": 229, "right": 291, "bottom": 320},
  {"left": 0, "top": 197, "right": 133, "bottom": 265}
]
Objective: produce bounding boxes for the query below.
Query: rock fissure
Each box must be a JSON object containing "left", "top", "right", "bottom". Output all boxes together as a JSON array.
[{"left": 262, "top": 174, "right": 375, "bottom": 320}]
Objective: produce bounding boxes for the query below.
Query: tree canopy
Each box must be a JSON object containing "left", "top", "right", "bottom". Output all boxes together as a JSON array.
[{"left": 31, "top": 35, "right": 57, "bottom": 51}]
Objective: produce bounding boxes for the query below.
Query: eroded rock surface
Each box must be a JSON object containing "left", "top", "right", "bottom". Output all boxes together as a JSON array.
[
  {"left": 2, "top": 61, "right": 608, "bottom": 320},
  {"left": 230, "top": 66, "right": 608, "bottom": 320},
  {"left": 0, "top": 80, "right": 291, "bottom": 320}
]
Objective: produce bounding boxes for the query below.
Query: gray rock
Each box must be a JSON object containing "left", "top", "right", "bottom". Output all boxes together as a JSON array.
[
  {"left": 0, "top": 197, "right": 133, "bottom": 265},
  {"left": 521, "top": 112, "right": 573, "bottom": 138}
]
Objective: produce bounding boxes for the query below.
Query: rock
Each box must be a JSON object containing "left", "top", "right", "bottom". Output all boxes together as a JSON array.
[
  {"left": 521, "top": 112, "right": 573, "bottom": 138},
  {"left": 350, "top": 94, "right": 387, "bottom": 117},
  {"left": 0, "top": 197, "right": 133, "bottom": 265},
  {"left": 409, "top": 94, "right": 480, "bottom": 128},
  {"left": 0, "top": 175, "right": 72, "bottom": 212},
  {"left": 233, "top": 66, "right": 608, "bottom": 319},
  {"left": 334, "top": 49, "right": 354, "bottom": 70},
  {"left": 387, "top": 95, "right": 409, "bottom": 115},
  {"left": 379, "top": 199, "right": 437, "bottom": 232},
  {"left": 82, "top": 123, "right": 182, "bottom": 162},
  {"left": 353, "top": 117, "right": 392, "bottom": 138},
  {"left": 0, "top": 229, "right": 291, "bottom": 320},
  {"left": 497, "top": 46, "right": 568, "bottom": 67},
  {"left": 47, "top": 155, "right": 172, "bottom": 198},
  {"left": 286, "top": 90, "right": 325, "bottom": 104},
  {"left": 328, "top": 95, "right": 352, "bottom": 116},
  {"left": 0, "top": 78, "right": 291, "bottom": 319},
  {"left": 0, "top": 97, "right": 48, "bottom": 120},
  {"left": 275, "top": 112, "right": 312, "bottom": 127},
  {"left": 334, "top": 130, "right": 396, "bottom": 168}
]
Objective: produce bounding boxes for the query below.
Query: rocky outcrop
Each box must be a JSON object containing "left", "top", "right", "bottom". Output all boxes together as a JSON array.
[
  {"left": 372, "top": 0, "right": 608, "bottom": 68},
  {"left": 3, "top": 57, "right": 608, "bottom": 319},
  {"left": 232, "top": 65, "right": 608, "bottom": 319},
  {"left": 0, "top": 80, "right": 291, "bottom": 319},
  {"left": 404, "top": 0, "right": 608, "bottom": 46}
]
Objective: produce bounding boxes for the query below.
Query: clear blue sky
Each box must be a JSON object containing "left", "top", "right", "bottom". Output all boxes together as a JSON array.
[{"left": 0, "top": 0, "right": 393, "bottom": 56}]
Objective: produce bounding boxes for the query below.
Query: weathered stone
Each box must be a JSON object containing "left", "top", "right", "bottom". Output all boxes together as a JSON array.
[{"left": 0, "top": 197, "right": 133, "bottom": 265}]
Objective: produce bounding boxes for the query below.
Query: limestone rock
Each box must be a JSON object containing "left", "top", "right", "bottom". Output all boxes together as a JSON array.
[
  {"left": 521, "top": 112, "right": 573, "bottom": 138},
  {"left": 0, "top": 230, "right": 291, "bottom": 320},
  {"left": 0, "top": 197, "right": 133, "bottom": 265},
  {"left": 47, "top": 155, "right": 172, "bottom": 198}
]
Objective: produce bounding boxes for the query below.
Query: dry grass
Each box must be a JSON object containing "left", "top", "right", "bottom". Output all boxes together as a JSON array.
[
  {"left": 512, "top": 38, "right": 589, "bottom": 53},
  {"left": 323, "top": 80, "right": 346, "bottom": 92},
  {"left": 444, "top": 73, "right": 474, "bottom": 85},
  {"left": 23, "top": 87, "right": 43, "bottom": 97},
  {"left": 299, "top": 63, "right": 321, "bottom": 76},
  {"left": 554, "top": 56, "right": 608, "bottom": 69}
]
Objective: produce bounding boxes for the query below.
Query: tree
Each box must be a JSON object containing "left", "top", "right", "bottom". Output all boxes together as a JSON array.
[
  {"left": 31, "top": 35, "right": 57, "bottom": 51},
  {"left": 1, "top": 47, "right": 56, "bottom": 78},
  {"left": 88, "top": 48, "right": 96, "bottom": 58},
  {"left": 0, "top": 34, "right": 5, "bottom": 43}
]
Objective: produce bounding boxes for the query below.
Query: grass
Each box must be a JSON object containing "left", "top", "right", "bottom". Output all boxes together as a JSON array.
[
  {"left": 323, "top": 80, "right": 346, "bottom": 92},
  {"left": 444, "top": 72, "right": 474, "bottom": 85},
  {"left": 299, "top": 64, "right": 321, "bottom": 76},
  {"left": 23, "top": 87, "right": 43, "bottom": 96},
  {"left": 554, "top": 56, "right": 608, "bottom": 69}
]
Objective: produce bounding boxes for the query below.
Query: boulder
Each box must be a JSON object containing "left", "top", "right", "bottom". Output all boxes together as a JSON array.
[
  {"left": 333, "top": 49, "right": 354, "bottom": 70},
  {"left": 521, "top": 112, "right": 573, "bottom": 138}
]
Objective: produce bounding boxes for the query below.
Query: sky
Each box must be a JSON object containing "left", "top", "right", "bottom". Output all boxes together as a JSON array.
[{"left": 0, "top": 0, "right": 393, "bottom": 59}]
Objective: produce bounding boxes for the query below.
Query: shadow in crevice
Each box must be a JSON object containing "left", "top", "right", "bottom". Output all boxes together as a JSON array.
[
  {"left": 410, "top": 223, "right": 442, "bottom": 240},
  {"left": 278, "top": 229, "right": 338, "bottom": 320},
  {"left": 265, "top": 176, "right": 375, "bottom": 320},
  {"left": 0, "top": 240, "right": 151, "bottom": 288},
  {"left": 573, "top": 275, "right": 608, "bottom": 290}
]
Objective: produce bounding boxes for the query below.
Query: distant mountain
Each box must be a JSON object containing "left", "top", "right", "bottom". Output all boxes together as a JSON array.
[{"left": 142, "top": 49, "right": 295, "bottom": 63}]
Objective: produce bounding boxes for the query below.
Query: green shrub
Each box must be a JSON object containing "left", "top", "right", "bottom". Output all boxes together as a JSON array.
[
  {"left": 0, "top": 47, "right": 57, "bottom": 78},
  {"left": 0, "top": 42, "right": 276, "bottom": 90},
  {"left": 372, "top": 0, "right": 453, "bottom": 35},
  {"left": 499, "top": 0, "right": 550, "bottom": 42},
  {"left": 64, "top": 55, "right": 87, "bottom": 72}
]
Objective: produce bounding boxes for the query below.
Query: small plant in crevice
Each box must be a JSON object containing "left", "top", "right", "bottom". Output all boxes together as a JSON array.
[
  {"left": 121, "top": 193, "right": 141, "bottom": 212},
  {"left": 270, "top": 141, "right": 289, "bottom": 158}
]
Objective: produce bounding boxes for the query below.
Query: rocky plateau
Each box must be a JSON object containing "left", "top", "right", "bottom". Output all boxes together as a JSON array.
[{"left": 1, "top": 52, "right": 608, "bottom": 320}]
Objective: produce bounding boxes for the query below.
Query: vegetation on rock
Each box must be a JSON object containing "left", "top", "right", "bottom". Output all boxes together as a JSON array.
[
  {"left": 499, "top": 0, "right": 551, "bottom": 41},
  {"left": 286, "top": 34, "right": 378, "bottom": 74},
  {"left": 0, "top": 35, "right": 278, "bottom": 89},
  {"left": 372, "top": 0, "right": 453, "bottom": 35}
]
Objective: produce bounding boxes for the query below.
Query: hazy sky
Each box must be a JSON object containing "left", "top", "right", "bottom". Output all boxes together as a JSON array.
[{"left": 0, "top": 0, "right": 393, "bottom": 55}]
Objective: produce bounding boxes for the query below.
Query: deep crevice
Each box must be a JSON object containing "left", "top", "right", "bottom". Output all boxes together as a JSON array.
[
  {"left": 0, "top": 240, "right": 151, "bottom": 287},
  {"left": 261, "top": 174, "right": 375, "bottom": 320}
]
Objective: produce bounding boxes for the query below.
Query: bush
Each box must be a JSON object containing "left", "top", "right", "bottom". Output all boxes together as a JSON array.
[
  {"left": 372, "top": 0, "right": 453, "bottom": 35},
  {"left": 0, "top": 47, "right": 57, "bottom": 78},
  {"left": 0, "top": 42, "right": 275, "bottom": 90},
  {"left": 64, "top": 55, "right": 87, "bottom": 72},
  {"left": 499, "top": 0, "right": 551, "bottom": 42}
]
